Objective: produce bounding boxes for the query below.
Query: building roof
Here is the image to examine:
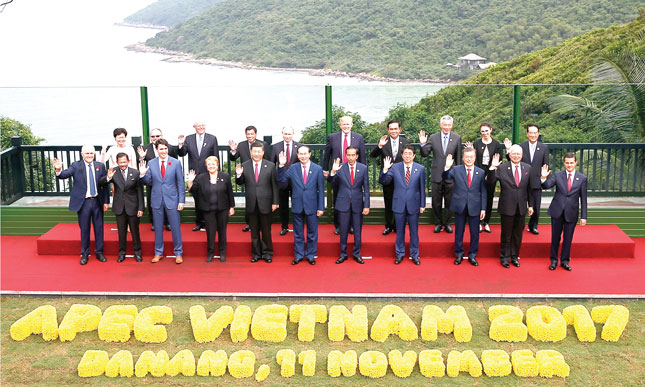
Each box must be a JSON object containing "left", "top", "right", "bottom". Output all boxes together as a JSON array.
[{"left": 459, "top": 53, "right": 486, "bottom": 61}]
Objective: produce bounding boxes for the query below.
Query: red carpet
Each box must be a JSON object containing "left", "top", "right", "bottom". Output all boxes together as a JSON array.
[
  {"left": 2, "top": 226, "right": 644, "bottom": 297},
  {"left": 36, "top": 223, "right": 634, "bottom": 259}
]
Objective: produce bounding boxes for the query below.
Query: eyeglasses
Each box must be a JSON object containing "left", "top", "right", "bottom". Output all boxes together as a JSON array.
[{"left": 150, "top": 135, "right": 161, "bottom": 138}]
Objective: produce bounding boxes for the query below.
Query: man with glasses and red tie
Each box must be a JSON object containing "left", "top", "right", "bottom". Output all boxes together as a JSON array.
[
  {"left": 322, "top": 116, "right": 366, "bottom": 235},
  {"left": 540, "top": 153, "right": 588, "bottom": 271}
]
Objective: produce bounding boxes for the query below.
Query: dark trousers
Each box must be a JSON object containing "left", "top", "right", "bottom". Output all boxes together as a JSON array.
[
  {"left": 115, "top": 212, "right": 141, "bottom": 256},
  {"left": 454, "top": 207, "right": 480, "bottom": 257},
  {"left": 483, "top": 176, "right": 497, "bottom": 225},
  {"left": 77, "top": 197, "right": 104, "bottom": 256},
  {"left": 293, "top": 211, "right": 318, "bottom": 260},
  {"left": 550, "top": 214, "right": 576, "bottom": 265},
  {"left": 278, "top": 187, "right": 291, "bottom": 229},
  {"left": 394, "top": 210, "right": 420, "bottom": 259},
  {"left": 431, "top": 180, "right": 454, "bottom": 226},
  {"left": 338, "top": 207, "right": 363, "bottom": 258},
  {"left": 147, "top": 187, "right": 169, "bottom": 226},
  {"left": 248, "top": 209, "right": 273, "bottom": 259},
  {"left": 383, "top": 183, "right": 396, "bottom": 230},
  {"left": 194, "top": 196, "right": 205, "bottom": 227},
  {"left": 332, "top": 185, "right": 340, "bottom": 228},
  {"left": 500, "top": 211, "right": 526, "bottom": 264},
  {"left": 528, "top": 188, "right": 542, "bottom": 230},
  {"left": 204, "top": 209, "right": 229, "bottom": 256}
]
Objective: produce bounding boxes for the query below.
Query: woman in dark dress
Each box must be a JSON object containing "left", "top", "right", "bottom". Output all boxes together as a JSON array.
[
  {"left": 472, "top": 122, "right": 503, "bottom": 233},
  {"left": 187, "top": 156, "right": 235, "bottom": 262}
]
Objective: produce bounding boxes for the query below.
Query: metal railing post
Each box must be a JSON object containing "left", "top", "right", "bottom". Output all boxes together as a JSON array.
[
  {"left": 140, "top": 86, "right": 150, "bottom": 145},
  {"left": 10, "top": 136, "right": 25, "bottom": 201},
  {"left": 325, "top": 85, "right": 333, "bottom": 137},
  {"left": 512, "top": 85, "right": 521, "bottom": 144}
]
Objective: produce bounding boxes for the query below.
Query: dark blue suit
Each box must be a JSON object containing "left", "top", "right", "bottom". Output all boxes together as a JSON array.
[
  {"left": 56, "top": 160, "right": 110, "bottom": 257},
  {"left": 542, "top": 170, "right": 588, "bottom": 265},
  {"left": 443, "top": 165, "right": 487, "bottom": 258},
  {"left": 141, "top": 157, "right": 185, "bottom": 256},
  {"left": 277, "top": 162, "right": 325, "bottom": 262},
  {"left": 328, "top": 162, "right": 370, "bottom": 259},
  {"left": 379, "top": 162, "right": 427, "bottom": 259}
]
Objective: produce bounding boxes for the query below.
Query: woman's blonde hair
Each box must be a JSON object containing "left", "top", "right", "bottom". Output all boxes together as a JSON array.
[{"left": 205, "top": 156, "right": 220, "bottom": 169}]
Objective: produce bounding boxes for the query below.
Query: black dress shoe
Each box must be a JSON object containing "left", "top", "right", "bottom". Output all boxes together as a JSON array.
[
  {"left": 392, "top": 228, "right": 397, "bottom": 233},
  {"left": 412, "top": 257, "right": 421, "bottom": 265},
  {"left": 280, "top": 228, "right": 288, "bottom": 236},
  {"left": 434, "top": 225, "right": 443, "bottom": 233},
  {"left": 382, "top": 228, "right": 391, "bottom": 235},
  {"left": 336, "top": 256, "right": 347, "bottom": 264},
  {"left": 528, "top": 227, "right": 539, "bottom": 235},
  {"left": 250, "top": 257, "right": 260, "bottom": 263},
  {"left": 353, "top": 256, "right": 365, "bottom": 264},
  {"left": 501, "top": 262, "right": 510, "bottom": 268},
  {"left": 291, "top": 259, "right": 300, "bottom": 265},
  {"left": 394, "top": 257, "right": 403, "bottom": 264},
  {"left": 334, "top": 228, "right": 340, "bottom": 235},
  {"left": 454, "top": 255, "right": 463, "bottom": 265},
  {"left": 468, "top": 256, "right": 479, "bottom": 266},
  {"left": 561, "top": 263, "right": 572, "bottom": 271},
  {"left": 117, "top": 255, "right": 126, "bottom": 263},
  {"left": 96, "top": 252, "right": 107, "bottom": 262},
  {"left": 511, "top": 258, "right": 520, "bottom": 267},
  {"left": 135, "top": 255, "right": 143, "bottom": 262},
  {"left": 445, "top": 224, "right": 453, "bottom": 233},
  {"left": 349, "top": 227, "right": 354, "bottom": 234},
  {"left": 151, "top": 225, "right": 155, "bottom": 231},
  {"left": 192, "top": 225, "right": 201, "bottom": 231},
  {"left": 549, "top": 263, "right": 557, "bottom": 270},
  {"left": 80, "top": 255, "right": 89, "bottom": 265},
  {"left": 165, "top": 224, "right": 171, "bottom": 231},
  {"left": 207, "top": 255, "right": 214, "bottom": 262},
  {"left": 308, "top": 259, "right": 315, "bottom": 265},
  {"left": 242, "top": 225, "right": 250, "bottom": 232},
  {"left": 220, "top": 255, "right": 226, "bottom": 262},
  {"left": 264, "top": 257, "right": 272, "bottom": 263}
]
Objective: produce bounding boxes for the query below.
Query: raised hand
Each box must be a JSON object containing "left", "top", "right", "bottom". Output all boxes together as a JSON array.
[
  {"left": 503, "top": 137, "right": 512, "bottom": 151},
  {"left": 278, "top": 151, "right": 287, "bottom": 166},
  {"left": 137, "top": 145, "right": 147, "bottom": 159},
  {"left": 52, "top": 158, "right": 63, "bottom": 171},
  {"left": 177, "top": 135, "right": 185, "bottom": 147},
  {"left": 235, "top": 163, "right": 243, "bottom": 176},
  {"left": 138, "top": 159, "right": 148, "bottom": 176},
  {"left": 331, "top": 157, "right": 342, "bottom": 173},
  {"left": 445, "top": 154, "right": 454, "bottom": 170},
  {"left": 541, "top": 164, "right": 551, "bottom": 179},
  {"left": 463, "top": 141, "right": 473, "bottom": 149},
  {"left": 378, "top": 135, "right": 389, "bottom": 148},
  {"left": 100, "top": 145, "right": 107, "bottom": 162},
  {"left": 383, "top": 156, "right": 393, "bottom": 171},
  {"left": 418, "top": 130, "right": 428, "bottom": 145},
  {"left": 228, "top": 140, "right": 238, "bottom": 152},
  {"left": 490, "top": 153, "right": 502, "bottom": 169},
  {"left": 107, "top": 167, "right": 115, "bottom": 179},
  {"left": 187, "top": 169, "right": 196, "bottom": 182}
]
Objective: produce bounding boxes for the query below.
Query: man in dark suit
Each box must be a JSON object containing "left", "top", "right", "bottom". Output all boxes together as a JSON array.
[
  {"left": 137, "top": 127, "right": 177, "bottom": 231},
  {"left": 379, "top": 145, "right": 427, "bottom": 265},
  {"left": 488, "top": 145, "right": 534, "bottom": 268},
  {"left": 442, "top": 147, "right": 487, "bottom": 266},
  {"left": 322, "top": 116, "right": 366, "bottom": 235},
  {"left": 328, "top": 146, "right": 370, "bottom": 264},
  {"left": 541, "top": 152, "right": 588, "bottom": 271},
  {"left": 229, "top": 125, "right": 272, "bottom": 232},
  {"left": 419, "top": 115, "right": 462, "bottom": 233},
  {"left": 272, "top": 126, "right": 301, "bottom": 235},
  {"left": 177, "top": 121, "right": 219, "bottom": 231},
  {"left": 504, "top": 124, "right": 549, "bottom": 234},
  {"left": 277, "top": 146, "right": 325, "bottom": 265},
  {"left": 140, "top": 139, "right": 186, "bottom": 264},
  {"left": 100, "top": 152, "right": 144, "bottom": 263},
  {"left": 54, "top": 144, "right": 110, "bottom": 265},
  {"left": 236, "top": 142, "right": 280, "bottom": 263},
  {"left": 370, "top": 120, "right": 410, "bottom": 235}
]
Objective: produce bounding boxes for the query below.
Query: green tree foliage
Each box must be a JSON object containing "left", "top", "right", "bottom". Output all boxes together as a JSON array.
[
  {"left": 1, "top": 116, "right": 43, "bottom": 150},
  {"left": 145, "top": 0, "right": 641, "bottom": 79},
  {"left": 124, "top": 0, "right": 223, "bottom": 27}
]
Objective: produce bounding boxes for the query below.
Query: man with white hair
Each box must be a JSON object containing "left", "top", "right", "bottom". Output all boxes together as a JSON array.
[
  {"left": 488, "top": 145, "right": 534, "bottom": 268},
  {"left": 53, "top": 144, "right": 110, "bottom": 265}
]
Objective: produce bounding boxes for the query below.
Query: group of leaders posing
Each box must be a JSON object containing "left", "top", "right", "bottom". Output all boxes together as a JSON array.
[{"left": 53, "top": 115, "right": 587, "bottom": 271}]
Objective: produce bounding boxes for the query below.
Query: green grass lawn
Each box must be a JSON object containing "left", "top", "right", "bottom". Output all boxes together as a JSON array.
[{"left": 1, "top": 297, "right": 643, "bottom": 386}]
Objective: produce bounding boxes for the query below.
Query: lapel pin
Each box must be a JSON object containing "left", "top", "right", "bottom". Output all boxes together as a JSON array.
[
  {"left": 576, "top": 177, "right": 579, "bottom": 180},
  {"left": 414, "top": 168, "right": 418, "bottom": 173},
  {"left": 475, "top": 171, "right": 479, "bottom": 175}
]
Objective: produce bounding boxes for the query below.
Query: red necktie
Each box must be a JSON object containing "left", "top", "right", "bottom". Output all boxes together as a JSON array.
[
  {"left": 568, "top": 173, "right": 572, "bottom": 191},
  {"left": 405, "top": 166, "right": 410, "bottom": 185},
  {"left": 342, "top": 134, "right": 348, "bottom": 163},
  {"left": 286, "top": 143, "right": 290, "bottom": 164},
  {"left": 254, "top": 163, "right": 259, "bottom": 182},
  {"left": 350, "top": 166, "right": 355, "bottom": 185},
  {"left": 514, "top": 165, "right": 520, "bottom": 187},
  {"left": 303, "top": 165, "right": 307, "bottom": 185},
  {"left": 161, "top": 160, "right": 166, "bottom": 179},
  {"left": 467, "top": 168, "right": 472, "bottom": 188}
]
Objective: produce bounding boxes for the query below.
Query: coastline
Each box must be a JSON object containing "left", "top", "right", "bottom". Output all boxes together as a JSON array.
[{"left": 126, "top": 42, "right": 453, "bottom": 85}]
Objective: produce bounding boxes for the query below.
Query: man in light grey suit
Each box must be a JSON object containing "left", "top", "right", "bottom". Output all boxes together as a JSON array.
[{"left": 419, "top": 115, "right": 462, "bottom": 233}]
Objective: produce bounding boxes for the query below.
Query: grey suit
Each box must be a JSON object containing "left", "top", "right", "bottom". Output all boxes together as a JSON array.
[{"left": 420, "top": 131, "right": 462, "bottom": 226}]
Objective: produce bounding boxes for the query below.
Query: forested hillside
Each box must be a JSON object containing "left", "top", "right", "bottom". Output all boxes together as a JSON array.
[
  {"left": 145, "top": 0, "right": 641, "bottom": 79},
  {"left": 124, "top": 0, "right": 222, "bottom": 27}
]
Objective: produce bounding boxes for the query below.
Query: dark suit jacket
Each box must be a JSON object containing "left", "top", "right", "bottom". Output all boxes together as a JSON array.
[
  {"left": 420, "top": 131, "right": 462, "bottom": 183},
  {"left": 379, "top": 162, "right": 427, "bottom": 215},
  {"left": 519, "top": 141, "right": 549, "bottom": 189},
  {"left": 277, "top": 162, "right": 325, "bottom": 215},
  {"left": 322, "top": 131, "right": 366, "bottom": 171},
  {"left": 230, "top": 140, "right": 272, "bottom": 163},
  {"left": 189, "top": 172, "right": 235, "bottom": 212},
  {"left": 328, "top": 162, "right": 370, "bottom": 213},
  {"left": 542, "top": 170, "right": 588, "bottom": 222},
  {"left": 489, "top": 162, "right": 533, "bottom": 216},
  {"left": 473, "top": 139, "right": 503, "bottom": 171},
  {"left": 140, "top": 157, "right": 185, "bottom": 209},
  {"left": 99, "top": 167, "right": 144, "bottom": 216},
  {"left": 443, "top": 165, "right": 487, "bottom": 215},
  {"left": 236, "top": 159, "right": 279, "bottom": 214},
  {"left": 370, "top": 136, "right": 411, "bottom": 169},
  {"left": 177, "top": 133, "right": 219, "bottom": 174},
  {"left": 57, "top": 160, "right": 110, "bottom": 212},
  {"left": 140, "top": 142, "right": 177, "bottom": 163},
  {"left": 272, "top": 141, "right": 301, "bottom": 168}
]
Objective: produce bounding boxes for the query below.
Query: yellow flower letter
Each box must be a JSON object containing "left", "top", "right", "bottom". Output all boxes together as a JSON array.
[
  {"left": 327, "top": 350, "right": 357, "bottom": 377},
  {"left": 251, "top": 304, "right": 288, "bottom": 342},
  {"left": 10, "top": 305, "right": 58, "bottom": 341},
  {"left": 370, "top": 304, "right": 418, "bottom": 342},
  {"left": 591, "top": 305, "right": 629, "bottom": 342},
  {"left": 289, "top": 304, "right": 327, "bottom": 342},
  {"left": 189, "top": 305, "right": 234, "bottom": 343},
  {"left": 388, "top": 350, "right": 417, "bottom": 378},
  {"left": 227, "top": 350, "right": 255, "bottom": 379},
  {"left": 59, "top": 304, "right": 102, "bottom": 342},
  {"left": 488, "top": 305, "right": 527, "bottom": 342},
  {"left": 133, "top": 306, "right": 173, "bottom": 343},
  {"left": 98, "top": 305, "right": 138, "bottom": 343},
  {"left": 196, "top": 350, "right": 227, "bottom": 377},
  {"left": 563, "top": 305, "right": 596, "bottom": 342},
  {"left": 328, "top": 305, "right": 368, "bottom": 342}
]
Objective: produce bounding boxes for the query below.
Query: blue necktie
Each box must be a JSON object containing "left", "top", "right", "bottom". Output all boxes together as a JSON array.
[{"left": 88, "top": 163, "right": 97, "bottom": 196}]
